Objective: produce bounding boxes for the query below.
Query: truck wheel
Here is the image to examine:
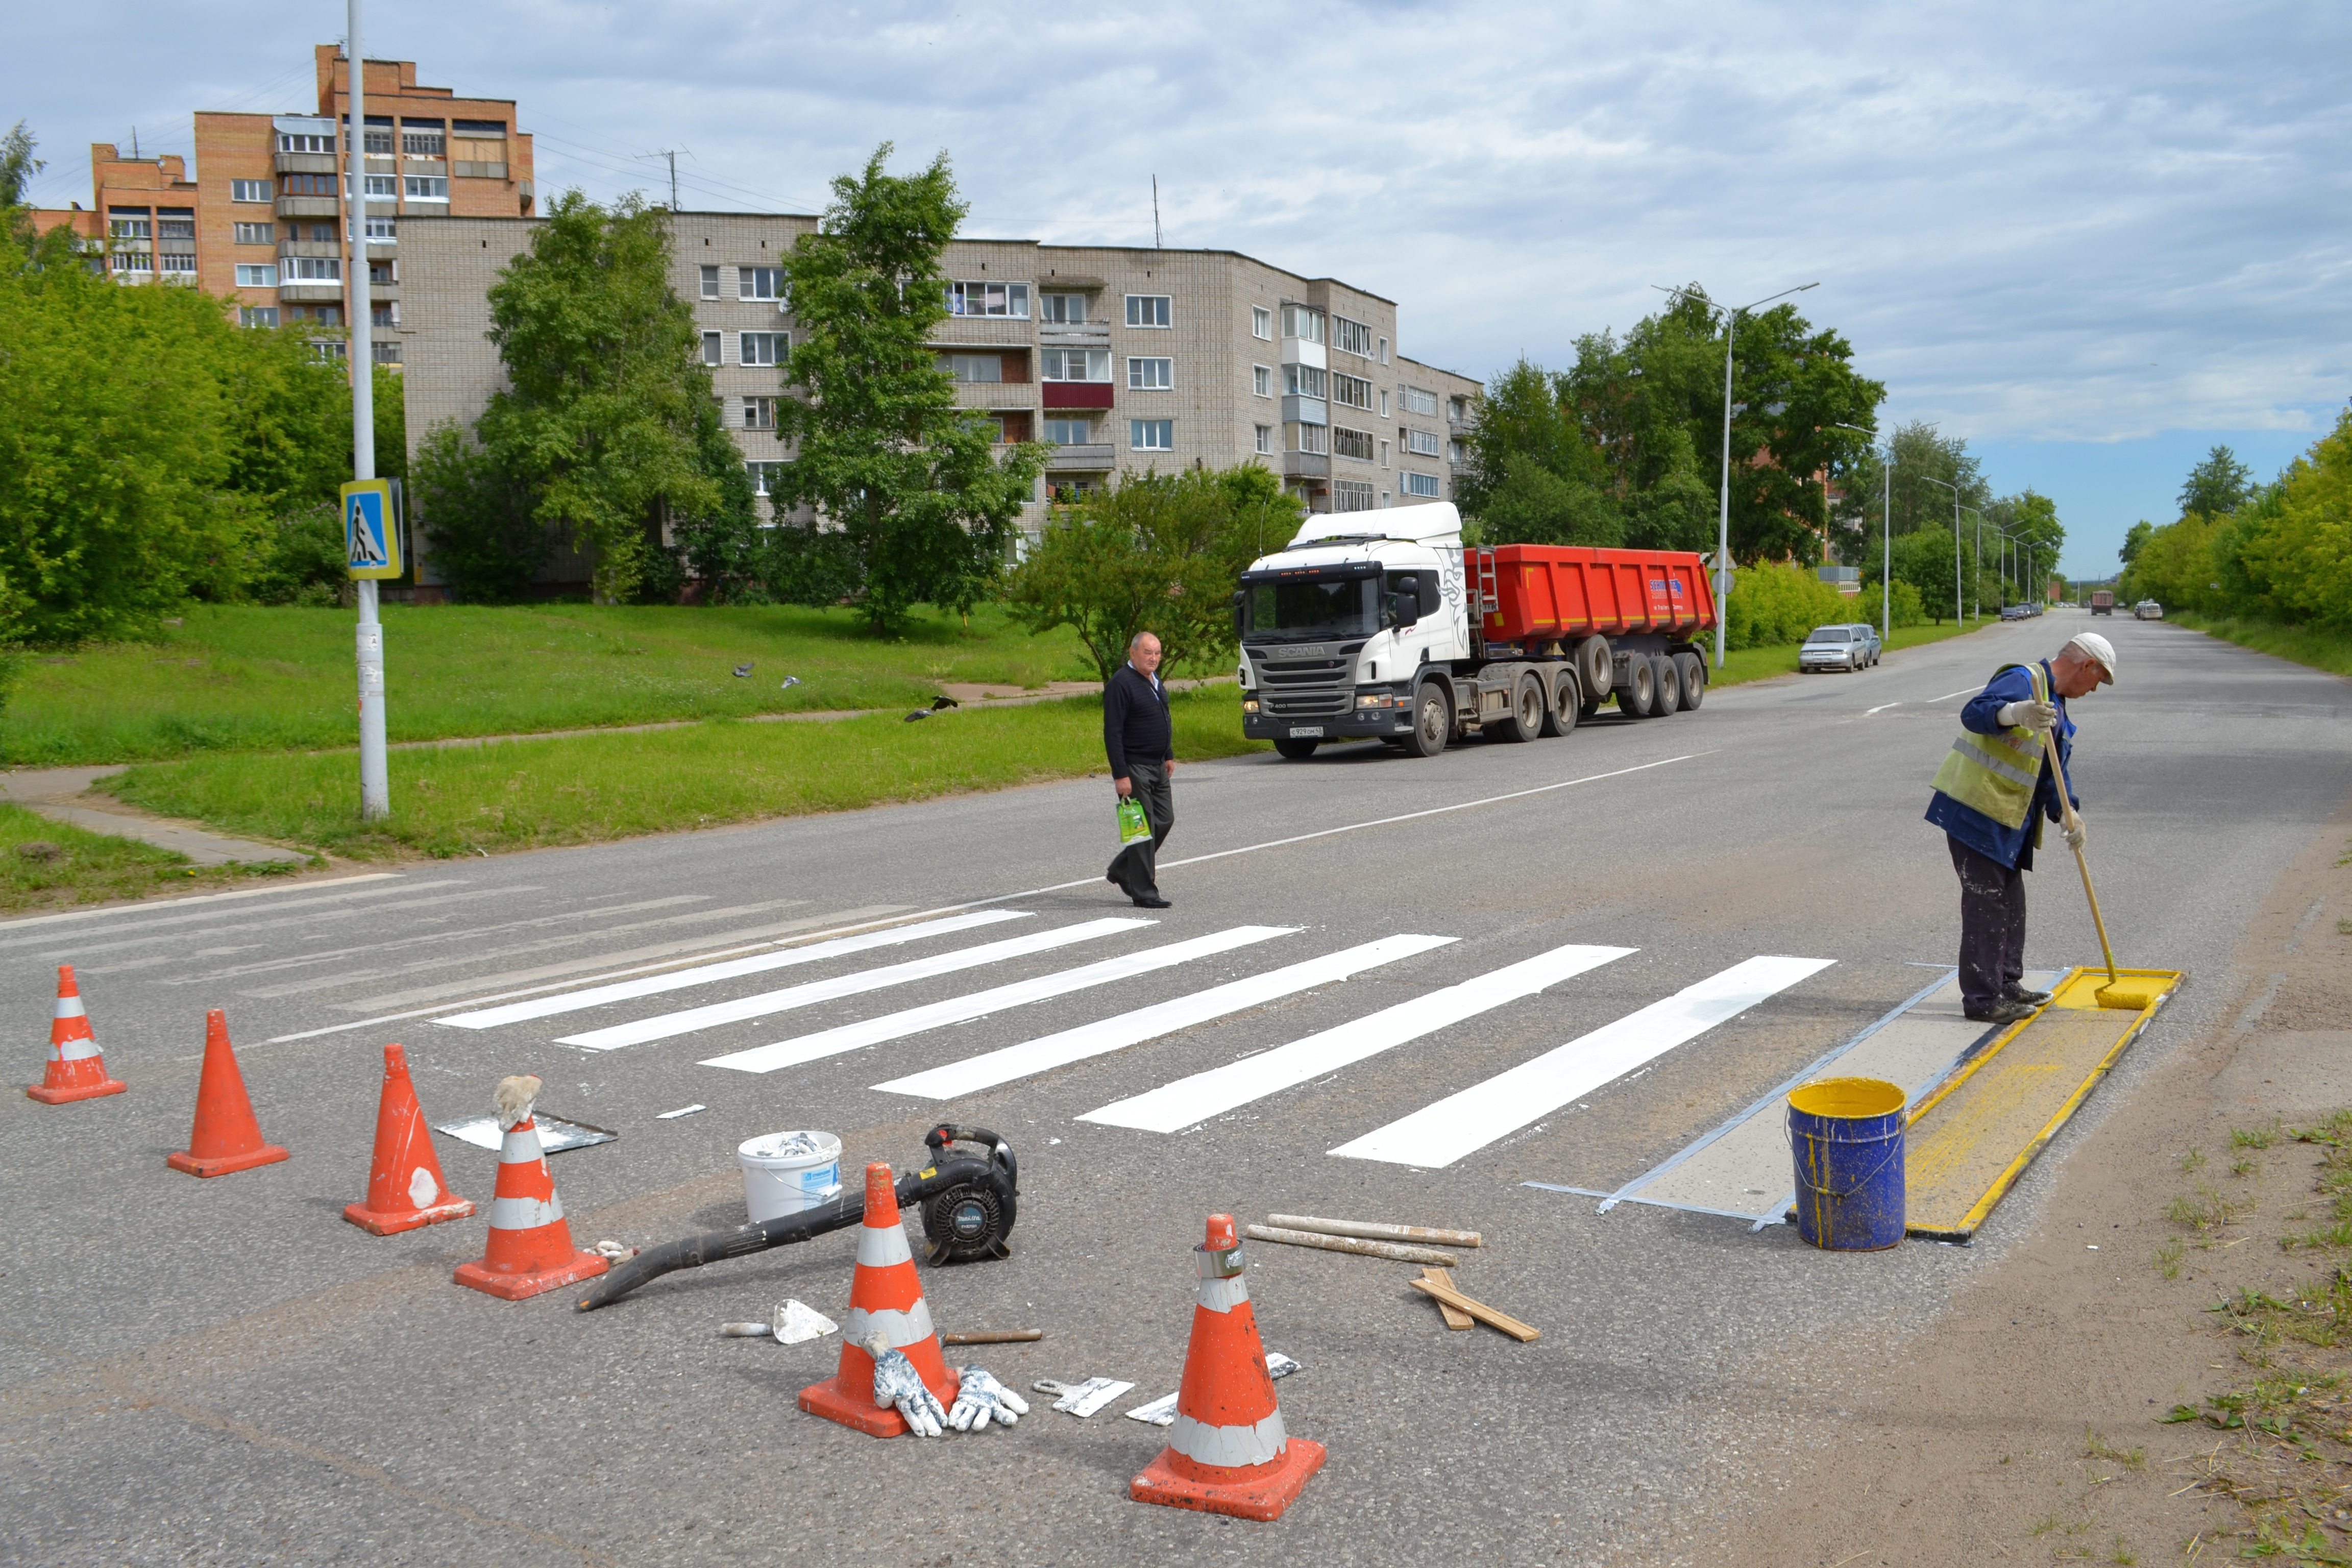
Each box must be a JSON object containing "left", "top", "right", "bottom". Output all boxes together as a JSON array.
[
  {"left": 1674, "top": 652, "right": 1706, "bottom": 710},
  {"left": 1541, "top": 670, "right": 1580, "bottom": 737},
  {"left": 1273, "top": 738, "right": 1319, "bottom": 760},
  {"left": 1407, "top": 682, "right": 1450, "bottom": 758},
  {"left": 1488, "top": 674, "right": 1544, "bottom": 743},
  {"left": 1577, "top": 636, "right": 1612, "bottom": 700},
  {"left": 1619, "top": 655, "right": 1657, "bottom": 719},
  {"left": 1654, "top": 655, "right": 1682, "bottom": 715}
]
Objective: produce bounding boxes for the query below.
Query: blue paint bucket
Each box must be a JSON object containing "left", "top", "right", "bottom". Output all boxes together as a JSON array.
[{"left": 1788, "top": 1077, "right": 1907, "bottom": 1251}]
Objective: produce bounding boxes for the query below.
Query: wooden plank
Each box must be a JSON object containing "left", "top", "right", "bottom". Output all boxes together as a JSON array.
[
  {"left": 1268, "top": 1214, "right": 1483, "bottom": 1248},
  {"left": 1422, "top": 1268, "right": 1474, "bottom": 1330},
  {"left": 1245, "top": 1224, "right": 1458, "bottom": 1266},
  {"left": 1407, "top": 1277, "right": 1540, "bottom": 1342}
]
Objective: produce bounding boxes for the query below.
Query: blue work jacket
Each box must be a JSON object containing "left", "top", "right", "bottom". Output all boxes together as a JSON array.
[{"left": 1924, "top": 660, "right": 2078, "bottom": 871}]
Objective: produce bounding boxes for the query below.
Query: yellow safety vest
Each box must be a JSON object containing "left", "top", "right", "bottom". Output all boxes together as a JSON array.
[{"left": 1928, "top": 663, "right": 2050, "bottom": 831}]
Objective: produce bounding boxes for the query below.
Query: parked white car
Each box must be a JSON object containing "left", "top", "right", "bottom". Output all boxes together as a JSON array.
[
  {"left": 2135, "top": 600, "right": 2165, "bottom": 620},
  {"left": 1799, "top": 625, "right": 1873, "bottom": 672}
]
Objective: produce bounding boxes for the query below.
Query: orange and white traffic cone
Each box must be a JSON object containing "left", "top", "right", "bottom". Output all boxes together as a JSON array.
[
  {"left": 344, "top": 1043, "right": 473, "bottom": 1236},
  {"left": 798, "top": 1162, "right": 961, "bottom": 1436},
  {"left": 26, "top": 964, "right": 127, "bottom": 1104},
  {"left": 1131, "top": 1213, "right": 1326, "bottom": 1522},
  {"left": 453, "top": 1075, "right": 607, "bottom": 1300},
  {"left": 165, "top": 1010, "right": 289, "bottom": 1177}
]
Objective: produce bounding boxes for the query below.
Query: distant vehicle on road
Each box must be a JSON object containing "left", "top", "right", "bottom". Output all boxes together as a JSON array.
[
  {"left": 2135, "top": 600, "right": 2164, "bottom": 619},
  {"left": 1847, "top": 623, "right": 1882, "bottom": 664},
  {"left": 1799, "top": 624, "right": 1872, "bottom": 673},
  {"left": 2090, "top": 589, "right": 2116, "bottom": 615},
  {"left": 2000, "top": 603, "right": 2032, "bottom": 622}
]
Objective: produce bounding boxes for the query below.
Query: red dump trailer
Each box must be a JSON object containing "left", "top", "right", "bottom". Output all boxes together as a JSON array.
[{"left": 1473, "top": 545, "right": 1718, "bottom": 646}]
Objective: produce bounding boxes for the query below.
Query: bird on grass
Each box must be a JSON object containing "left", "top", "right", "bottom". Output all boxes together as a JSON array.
[{"left": 732, "top": 663, "right": 753, "bottom": 678}]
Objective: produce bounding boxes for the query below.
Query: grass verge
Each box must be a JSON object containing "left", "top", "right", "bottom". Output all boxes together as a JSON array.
[
  {"left": 0, "top": 802, "right": 308, "bottom": 915},
  {"left": 101, "top": 689, "right": 1265, "bottom": 860},
  {"left": 2173, "top": 614, "right": 2352, "bottom": 680},
  {"left": 4, "top": 602, "right": 1106, "bottom": 765},
  {"left": 1705, "top": 616, "right": 1990, "bottom": 690}
]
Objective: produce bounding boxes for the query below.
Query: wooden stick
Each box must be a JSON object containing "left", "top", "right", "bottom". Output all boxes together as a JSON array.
[
  {"left": 1245, "top": 1224, "right": 1458, "bottom": 1266},
  {"left": 1408, "top": 1277, "right": 1540, "bottom": 1342},
  {"left": 1268, "top": 1213, "right": 1483, "bottom": 1248},
  {"left": 1422, "top": 1267, "right": 1474, "bottom": 1330},
  {"left": 940, "top": 1329, "right": 1043, "bottom": 1345}
]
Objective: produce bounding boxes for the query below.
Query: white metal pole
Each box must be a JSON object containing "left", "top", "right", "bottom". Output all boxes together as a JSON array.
[
  {"left": 1882, "top": 449, "right": 1892, "bottom": 640},
  {"left": 348, "top": 0, "right": 388, "bottom": 820},
  {"left": 1712, "top": 318, "right": 1735, "bottom": 670}
]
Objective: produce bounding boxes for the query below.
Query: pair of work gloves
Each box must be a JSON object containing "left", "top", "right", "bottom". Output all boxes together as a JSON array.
[
  {"left": 1996, "top": 700, "right": 2088, "bottom": 852},
  {"left": 867, "top": 1335, "right": 1029, "bottom": 1437}
]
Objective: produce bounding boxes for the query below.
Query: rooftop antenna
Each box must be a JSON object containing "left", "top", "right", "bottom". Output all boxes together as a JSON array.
[
  {"left": 131, "top": 126, "right": 139, "bottom": 159},
  {"left": 1152, "top": 175, "right": 1162, "bottom": 249},
  {"left": 639, "top": 149, "right": 686, "bottom": 211}
]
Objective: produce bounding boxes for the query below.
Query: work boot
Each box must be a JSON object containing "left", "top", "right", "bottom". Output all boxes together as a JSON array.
[
  {"left": 1965, "top": 999, "right": 2036, "bottom": 1025},
  {"left": 2003, "top": 983, "right": 2053, "bottom": 1006}
]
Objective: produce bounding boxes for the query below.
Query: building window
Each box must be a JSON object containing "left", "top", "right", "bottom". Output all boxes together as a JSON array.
[
  {"left": 1334, "top": 427, "right": 1375, "bottom": 461},
  {"left": 1043, "top": 418, "right": 1091, "bottom": 445},
  {"left": 1332, "top": 372, "right": 1373, "bottom": 410},
  {"left": 404, "top": 176, "right": 449, "bottom": 202},
  {"left": 370, "top": 301, "right": 398, "bottom": 329},
  {"left": 702, "top": 331, "right": 722, "bottom": 365},
  {"left": 362, "top": 174, "right": 398, "bottom": 199},
  {"left": 1400, "top": 385, "right": 1439, "bottom": 416},
  {"left": 1279, "top": 304, "right": 1323, "bottom": 342},
  {"left": 234, "top": 263, "right": 280, "bottom": 288},
  {"left": 1380, "top": 438, "right": 1391, "bottom": 468},
  {"left": 1252, "top": 305, "right": 1273, "bottom": 340},
  {"left": 1289, "top": 423, "right": 1330, "bottom": 455},
  {"left": 1281, "top": 363, "right": 1327, "bottom": 400},
  {"left": 1128, "top": 357, "right": 1172, "bottom": 390},
  {"left": 1255, "top": 424, "right": 1273, "bottom": 455},
  {"left": 1041, "top": 347, "right": 1110, "bottom": 381},
  {"left": 1334, "top": 479, "right": 1376, "bottom": 511},
  {"left": 372, "top": 339, "right": 402, "bottom": 365},
  {"left": 1449, "top": 396, "right": 1472, "bottom": 424},
  {"left": 232, "top": 222, "right": 275, "bottom": 246},
  {"left": 364, "top": 216, "right": 396, "bottom": 241},
  {"left": 1404, "top": 471, "right": 1442, "bottom": 498},
  {"left": 700, "top": 265, "right": 720, "bottom": 300},
  {"left": 277, "top": 132, "right": 335, "bottom": 154},
  {"left": 368, "top": 260, "right": 394, "bottom": 286},
  {"left": 1450, "top": 439, "right": 1466, "bottom": 463},
  {"left": 1130, "top": 419, "right": 1173, "bottom": 451},
  {"left": 947, "top": 280, "right": 1030, "bottom": 317},
  {"left": 401, "top": 126, "right": 447, "bottom": 158},
  {"left": 157, "top": 213, "right": 195, "bottom": 240},
  {"left": 1125, "top": 294, "right": 1171, "bottom": 328},
  {"left": 1334, "top": 316, "right": 1374, "bottom": 358},
  {"left": 107, "top": 213, "right": 150, "bottom": 240},
  {"left": 239, "top": 306, "right": 279, "bottom": 328},
  {"left": 1405, "top": 428, "right": 1443, "bottom": 457},
  {"left": 740, "top": 331, "right": 787, "bottom": 366},
  {"left": 743, "top": 396, "right": 777, "bottom": 430},
  {"left": 1380, "top": 491, "right": 1391, "bottom": 508},
  {"left": 1040, "top": 292, "right": 1087, "bottom": 324},
  {"left": 286, "top": 257, "right": 341, "bottom": 281},
  {"left": 280, "top": 174, "right": 337, "bottom": 197},
  {"left": 939, "top": 353, "right": 1002, "bottom": 383},
  {"left": 362, "top": 121, "right": 395, "bottom": 156},
  {"left": 230, "top": 179, "right": 272, "bottom": 203},
  {"left": 310, "top": 338, "right": 347, "bottom": 361},
  {"left": 745, "top": 461, "right": 784, "bottom": 497},
  {"left": 1379, "top": 335, "right": 1389, "bottom": 364},
  {"left": 287, "top": 304, "right": 344, "bottom": 327},
  {"left": 1253, "top": 364, "right": 1272, "bottom": 397},
  {"left": 308, "top": 223, "right": 337, "bottom": 242},
  {"left": 740, "top": 265, "right": 784, "bottom": 301},
  {"left": 158, "top": 253, "right": 198, "bottom": 276}
]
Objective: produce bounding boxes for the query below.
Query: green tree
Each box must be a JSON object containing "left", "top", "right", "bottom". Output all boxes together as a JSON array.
[
  {"left": 2118, "top": 520, "right": 2153, "bottom": 566},
  {"left": 772, "top": 144, "right": 1046, "bottom": 632},
  {"left": 2178, "top": 445, "right": 2255, "bottom": 520},
  {"left": 473, "top": 190, "right": 743, "bottom": 603},
  {"left": 410, "top": 420, "right": 549, "bottom": 602},
  {"left": 2238, "top": 410, "right": 2352, "bottom": 626},
  {"left": 1003, "top": 465, "right": 1300, "bottom": 680}
]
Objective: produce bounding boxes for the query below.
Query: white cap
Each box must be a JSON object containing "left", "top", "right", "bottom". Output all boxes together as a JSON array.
[{"left": 2065, "top": 631, "right": 2116, "bottom": 684}]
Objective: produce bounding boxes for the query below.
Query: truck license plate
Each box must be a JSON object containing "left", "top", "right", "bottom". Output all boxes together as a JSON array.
[{"left": 1288, "top": 726, "right": 1324, "bottom": 739}]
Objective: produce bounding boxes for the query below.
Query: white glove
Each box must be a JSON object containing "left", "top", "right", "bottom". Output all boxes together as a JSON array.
[
  {"left": 1996, "top": 699, "right": 2058, "bottom": 732},
  {"left": 947, "top": 1367, "right": 1031, "bottom": 1432},
  {"left": 2063, "top": 818, "right": 2086, "bottom": 853},
  {"left": 868, "top": 1336, "right": 946, "bottom": 1438}
]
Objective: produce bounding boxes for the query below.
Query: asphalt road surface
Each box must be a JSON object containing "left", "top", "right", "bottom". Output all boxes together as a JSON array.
[{"left": 5, "top": 611, "right": 2346, "bottom": 1566}]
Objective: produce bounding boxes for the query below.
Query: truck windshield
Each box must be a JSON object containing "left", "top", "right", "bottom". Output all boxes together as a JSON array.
[{"left": 1245, "top": 577, "right": 1375, "bottom": 642}]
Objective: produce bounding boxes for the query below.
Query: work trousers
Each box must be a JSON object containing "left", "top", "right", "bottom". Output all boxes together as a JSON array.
[
  {"left": 1948, "top": 835, "right": 2027, "bottom": 1017},
  {"left": 1107, "top": 758, "right": 1173, "bottom": 900}
]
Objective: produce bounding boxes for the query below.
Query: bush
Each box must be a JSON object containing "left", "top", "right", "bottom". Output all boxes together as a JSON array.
[
  {"left": 1723, "top": 562, "right": 1851, "bottom": 650},
  {"left": 243, "top": 502, "right": 347, "bottom": 606}
]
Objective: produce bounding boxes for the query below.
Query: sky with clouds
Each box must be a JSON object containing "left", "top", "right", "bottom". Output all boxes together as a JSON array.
[{"left": 12, "top": 1, "right": 2348, "bottom": 577}]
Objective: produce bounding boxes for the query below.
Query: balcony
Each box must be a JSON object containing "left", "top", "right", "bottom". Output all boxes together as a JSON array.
[
  {"left": 452, "top": 161, "right": 508, "bottom": 180},
  {"left": 275, "top": 152, "right": 339, "bottom": 176},
  {"left": 277, "top": 195, "right": 339, "bottom": 218},
  {"left": 951, "top": 380, "right": 1038, "bottom": 411},
  {"left": 403, "top": 160, "right": 448, "bottom": 178},
  {"left": 278, "top": 239, "right": 342, "bottom": 259},
  {"left": 1039, "top": 321, "right": 1110, "bottom": 348},
  {"left": 1281, "top": 453, "right": 1331, "bottom": 481},
  {"left": 1281, "top": 395, "right": 1328, "bottom": 426},
  {"left": 1041, "top": 380, "right": 1115, "bottom": 410},
  {"left": 930, "top": 316, "right": 1034, "bottom": 348},
  {"left": 278, "top": 280, "right": 346, "bottom": 304},
  {"left": 1043, "top": 443, "right": 1116, "bottom": 471}
]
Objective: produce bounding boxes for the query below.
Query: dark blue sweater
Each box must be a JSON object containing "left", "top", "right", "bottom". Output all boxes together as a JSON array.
[
  {"left": 1104, "top": 663, "right": 1172, "bottom": 778},
  {"left": 1924, "top": 660, "right": 2078, "bottom": 870}
]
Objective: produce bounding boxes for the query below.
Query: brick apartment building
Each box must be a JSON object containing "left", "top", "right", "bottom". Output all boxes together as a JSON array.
[
  {"left": 31, "top": 45, "right": 532, "bottom": 366},
  {"left": 401, "top": 211, "right": 1480, "bottom": 592}
]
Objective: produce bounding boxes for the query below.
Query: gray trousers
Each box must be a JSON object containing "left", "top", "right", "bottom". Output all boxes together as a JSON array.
[
  {"left": 1107, "top": 758, "right": 1173, "bottom": 899},
  {"left": 1948, "top": 835, "right": 2027, "bottom": 1016}
]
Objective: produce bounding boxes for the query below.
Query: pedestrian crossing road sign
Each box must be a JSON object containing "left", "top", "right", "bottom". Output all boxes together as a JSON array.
[{"left": 341, "top": 478, "right": 402, "bottom": 579}]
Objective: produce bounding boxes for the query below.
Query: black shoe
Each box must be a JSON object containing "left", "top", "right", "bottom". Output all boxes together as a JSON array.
[
  {"left": 2003, "top": 984, "right": 2053, "bottom": 1006},
  {"left": 1132, "top": 894, "right": 1171, "bottom": 909},
  {"left": 1964, "top": 999, "right": 2036, "bottom": 1025}
]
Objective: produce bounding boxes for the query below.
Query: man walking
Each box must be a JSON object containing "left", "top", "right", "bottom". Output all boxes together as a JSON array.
[
  {"left": 1105, "top": 630, "right": 1175, "bottom": 910},
  {"left": 1925, "top": 631, "right": 2116, "bottom": 1023}
]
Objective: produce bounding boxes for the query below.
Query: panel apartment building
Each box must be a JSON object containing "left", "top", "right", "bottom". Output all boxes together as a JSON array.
[
  {"left": 402, "top": 211, "right": 1480, "bottom": 589},
  {"left": 31, "top": 45, "right": 532, "bottom": 366}
]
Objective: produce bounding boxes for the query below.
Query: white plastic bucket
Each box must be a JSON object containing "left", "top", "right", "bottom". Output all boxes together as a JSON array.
[{"left": 738, "top": 1131, "right": 843, "bottom": 1223}]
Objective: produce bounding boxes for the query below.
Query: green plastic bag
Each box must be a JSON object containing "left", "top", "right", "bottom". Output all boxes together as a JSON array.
[{"left": 1116, "top": 796, "right": 1153, "bottom": 847}]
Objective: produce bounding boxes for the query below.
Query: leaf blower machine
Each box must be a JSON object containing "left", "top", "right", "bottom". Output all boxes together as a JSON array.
[{"left": 574, "top": 1123, "right": 1017, "bottom": 1313}]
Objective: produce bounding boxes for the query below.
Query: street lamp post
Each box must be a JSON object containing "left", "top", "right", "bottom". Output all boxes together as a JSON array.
[
  {"left": 1962, "top": 507, "right": 1987, "bottom": 622},
  {"left": 1919, "top": 475, "right": 1964, "bottom": 626},
  {"left": 347, "top": 0, "right": 388, "bottom": 820}
]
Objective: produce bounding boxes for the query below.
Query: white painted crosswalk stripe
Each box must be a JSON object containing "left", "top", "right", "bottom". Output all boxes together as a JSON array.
[
  {"left": 437, "top": 909, "right": 1028, "bottom": 1031},
  {"left": 702, "top": 926, "right": 1300, "bottom": 1076},
  {"left": 1328, "top": 955, "right": 1835, "bottom": 1169},
  {"left": 1080, "top": 942, "right": 1634, "bottom": 1134},
  {"left": 874, "top": 934, "right": 1458, "bottom": 1100},
  {"left": 555, "top": 917, "right": 1151, "bottom": 1052}
]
